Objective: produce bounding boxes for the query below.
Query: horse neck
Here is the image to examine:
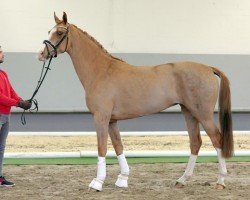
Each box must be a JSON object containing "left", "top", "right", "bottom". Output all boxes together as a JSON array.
[{"left": 67, "top": 27, "right": 111, "bottom": 91}]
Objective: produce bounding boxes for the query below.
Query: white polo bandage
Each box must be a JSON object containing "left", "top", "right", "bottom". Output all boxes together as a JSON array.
[
  {"left": 216, "top": 148, "right": 227, "bottom": 186},
  {"left": 97, "top": 156, "right": 106, "bottom": 181},
  {"left": 177, "top": 154, "right": 197, "bottom": 184},
  {"left": 117, "top": 154, "right": 130, "bottom": 175},
  {"left": 215, "top": 148, "right": 227, "bottom": 175},
  {"left": 185, "top": 154, "right": 197, "bottom": 176}
]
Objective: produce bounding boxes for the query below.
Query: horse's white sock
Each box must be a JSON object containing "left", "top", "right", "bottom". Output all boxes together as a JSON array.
[
  {"left": 117, "top": 154, "right": 130, "bottom": 175},
  {"left": 89, "top": 156, "right": 106, "bottom": 191},
  {"left": 97, "top": 156, "right": 106, "bottom": 181},
  {"left": 215, "top": 148, "right": 227, "bottom": 186},
  {"left": 115, "top": 154, "right": 129, "bottom": 188},
  {"left": 177, "top": 154, "right": 197, "bottom": 184}
]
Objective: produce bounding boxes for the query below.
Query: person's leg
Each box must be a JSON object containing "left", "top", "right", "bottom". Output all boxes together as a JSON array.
[
  {"left": 0, "top": 115, "right": 9, "bottom": 176},
  {"left": 0, "top": 114, "right": 14, "bottom": 187}
]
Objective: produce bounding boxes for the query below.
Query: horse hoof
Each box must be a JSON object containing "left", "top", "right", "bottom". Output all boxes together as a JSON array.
[
  {"left": 115, "top": 174, "right": 128, "bottom": 188},
  {"left": 175, "top": 182, "right": 185, "bottom": 188},
  {"left": 215, "top": 183, "right": 225, "bottom": 190},
  {"left": 88, "top": 178, "right": 103, "bottom": 191}
]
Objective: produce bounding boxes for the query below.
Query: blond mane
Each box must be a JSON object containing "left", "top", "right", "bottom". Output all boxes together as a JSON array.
[{"left": 71, "top": 24, "right": 124, "bottom": 62}]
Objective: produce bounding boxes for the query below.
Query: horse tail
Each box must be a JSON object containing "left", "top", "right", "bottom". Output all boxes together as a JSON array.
[{"left": 212, "top": 67, "right": 234, "bottom": 158}]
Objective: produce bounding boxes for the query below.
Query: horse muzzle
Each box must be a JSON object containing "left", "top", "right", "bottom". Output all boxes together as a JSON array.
[
  {"left": 37, "top": 50, "right": 46, "bottom": 62},
  {"left": 43, "top": 40, "right": 58, "bottom": 58}
]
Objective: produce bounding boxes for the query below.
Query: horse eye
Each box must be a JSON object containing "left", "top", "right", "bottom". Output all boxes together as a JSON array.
[{"left": 57, "top": 32, "right": 63, "bottom": 36}]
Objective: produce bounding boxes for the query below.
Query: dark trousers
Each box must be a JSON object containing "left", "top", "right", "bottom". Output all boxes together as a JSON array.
[{"left": 0, "top": 114, "right": 10, "bottom": 176}]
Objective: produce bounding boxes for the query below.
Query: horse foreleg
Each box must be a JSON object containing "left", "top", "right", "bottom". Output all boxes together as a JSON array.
[
  {"left": 88, "top": 112, "right": 110, "bottom": 191},
  {"left": 176, "top": 106, "right": 201, "bottom": 188},
  {"left": 109, "top": 121, "right": 130, "bottom": 188}
]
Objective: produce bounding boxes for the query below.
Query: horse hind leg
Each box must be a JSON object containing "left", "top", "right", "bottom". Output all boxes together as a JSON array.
[
  {"left": 175, "top": 106, "right": 202, "bottom": 188},
  {"left": 109, "top": 121, "right": 130, "bottom": 188},
  {"left": 200, "top": 118, "right": 227, "bottom": 189}
]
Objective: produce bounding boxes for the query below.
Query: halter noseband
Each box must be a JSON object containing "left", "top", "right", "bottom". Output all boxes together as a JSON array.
[{"left": 43, "top": 26, "right": 69, "bottom": 58}]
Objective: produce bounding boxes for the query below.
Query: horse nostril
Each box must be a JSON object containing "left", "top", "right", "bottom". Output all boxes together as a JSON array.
[{"left": 38, "top": 50, "right": 44, "bottom": 55}]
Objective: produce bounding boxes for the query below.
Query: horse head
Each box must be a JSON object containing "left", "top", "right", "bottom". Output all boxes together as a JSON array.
[{"left": 38, "top": 12, "right": 69, "bottom": 61}]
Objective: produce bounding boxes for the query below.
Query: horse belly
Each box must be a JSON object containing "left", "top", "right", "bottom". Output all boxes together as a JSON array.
[{"left": 111, "top": 93, "right": 175, "bottom": 120}]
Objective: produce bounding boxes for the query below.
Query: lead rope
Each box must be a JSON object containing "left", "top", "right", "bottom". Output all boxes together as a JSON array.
[{"left": 21, "top": 56, "right": 53, "bottom": 125}]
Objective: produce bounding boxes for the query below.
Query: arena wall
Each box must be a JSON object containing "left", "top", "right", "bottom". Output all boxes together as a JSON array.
[{"left": 1, "top": 0, "right": 249, "bottom": 112}]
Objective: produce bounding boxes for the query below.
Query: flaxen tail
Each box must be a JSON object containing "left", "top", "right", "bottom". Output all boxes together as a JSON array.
[{"left": 212, "top": 67, "right": 234, "bottom": 158}]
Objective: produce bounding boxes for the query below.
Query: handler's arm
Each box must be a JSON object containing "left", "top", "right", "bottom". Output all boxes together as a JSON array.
[
  {"left": 0, "top": 91, "right": 20, "bottom": 107},
  {"left": 10, "top": 84, "right": 22, "bottom": 102}
]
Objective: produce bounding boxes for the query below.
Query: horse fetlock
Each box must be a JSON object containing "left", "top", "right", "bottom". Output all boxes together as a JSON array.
[
  {"left": 219, "top": 171, "right": 227, "bottom": 177},
  {"left": 97, "top": 175, "right": 106, "bottom": 181},
  {"left": 115, "top": 174, "right": 129, "bottom": 188},
  {"left": 216, "top": 178, "right": 226, "bottom": 186},
  {"left": 121, "top": 169, "right": 130, "bottom": 176},
  {"left": 215, "top": 183, "right": 226, "bottom": 190},
  {"left": 175, "top": 182, "right": 185, "bottom": 188},
  {"left": 176, "top": 174, "right": 192, "bottom": 185},
  {"left": 175, "top": 175, "right": 191, "bottom": 188},
  {"left": 217, "top": 172, "right": 226, "bottom": 187},
  {"left": 88, "top": 178, "right": 104, "bottom": 191}
]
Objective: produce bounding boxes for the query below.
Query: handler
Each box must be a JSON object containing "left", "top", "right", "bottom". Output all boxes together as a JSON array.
[{"left": 0, "top": 45, "right": 31, "bottom": 186}]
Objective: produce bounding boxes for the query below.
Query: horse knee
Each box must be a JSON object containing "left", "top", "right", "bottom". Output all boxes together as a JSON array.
[
  {"left": 113, "top": 141, "right": 123, "bottom": 150},
  {"left": 190, "top": 137, "right": 202, "bottom": 155},
  {"left": 98, "top": 146, "right": 107, "bottom": 157}
]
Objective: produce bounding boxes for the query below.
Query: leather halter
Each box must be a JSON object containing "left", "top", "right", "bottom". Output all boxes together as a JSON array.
[{"left": 43, "top": 25, "right": 69, "bottom": 58}]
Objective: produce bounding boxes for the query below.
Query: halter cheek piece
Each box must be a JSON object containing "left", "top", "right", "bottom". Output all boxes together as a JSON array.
[{"left": 43, "top": 26, "right": 69, "bottom": 58}]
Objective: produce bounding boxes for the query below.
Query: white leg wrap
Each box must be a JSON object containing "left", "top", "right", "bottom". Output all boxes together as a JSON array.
[
  {"left": 97, "top": 156, "right": 106, "bottom": 181},
  {"left": 89, "top": 156, "right": 106, "bottom": 191},
  {"left": 117, "top": 154, "right": 130, "bottom": 175},
  {"left": 177, "top": 154, "right": 197, "bottom": 185},
  {"left": 115, "top": 154, "right": 129, "bottom": 188},
  {"left": 216, "top": 148, "right": 227, "bottom": 186}
]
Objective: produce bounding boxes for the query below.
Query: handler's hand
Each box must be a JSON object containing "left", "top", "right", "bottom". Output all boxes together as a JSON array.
[{"left": 17, "top": 100, "right": 32, "bottom": 110}]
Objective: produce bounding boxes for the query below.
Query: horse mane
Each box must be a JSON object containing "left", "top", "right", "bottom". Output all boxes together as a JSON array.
[{"left": 72, "top": 24, "right": 124, "bottom": 62}]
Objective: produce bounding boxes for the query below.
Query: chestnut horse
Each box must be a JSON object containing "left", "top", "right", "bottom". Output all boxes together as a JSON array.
[{"left": 38, "top": 12, "right": 233, "bottom": 191}]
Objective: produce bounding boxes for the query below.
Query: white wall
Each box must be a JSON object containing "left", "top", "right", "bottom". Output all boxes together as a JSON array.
[
  {"left": 0, "top": 0, "right": 113, "bottom": 52},
  {"left": 1, "top": 0, "right": 250, "bottom": 112},
  {"left": 1, "top": 0, "right": 250, "bottom": 54}
]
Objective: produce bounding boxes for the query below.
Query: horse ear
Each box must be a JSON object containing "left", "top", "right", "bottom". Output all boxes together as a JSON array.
[
  {"left": 54, "top": 12, "right": 61, "bottom": 24},
  {"left": 62, "top": 12, "right": 67, "bottom": 24}
]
